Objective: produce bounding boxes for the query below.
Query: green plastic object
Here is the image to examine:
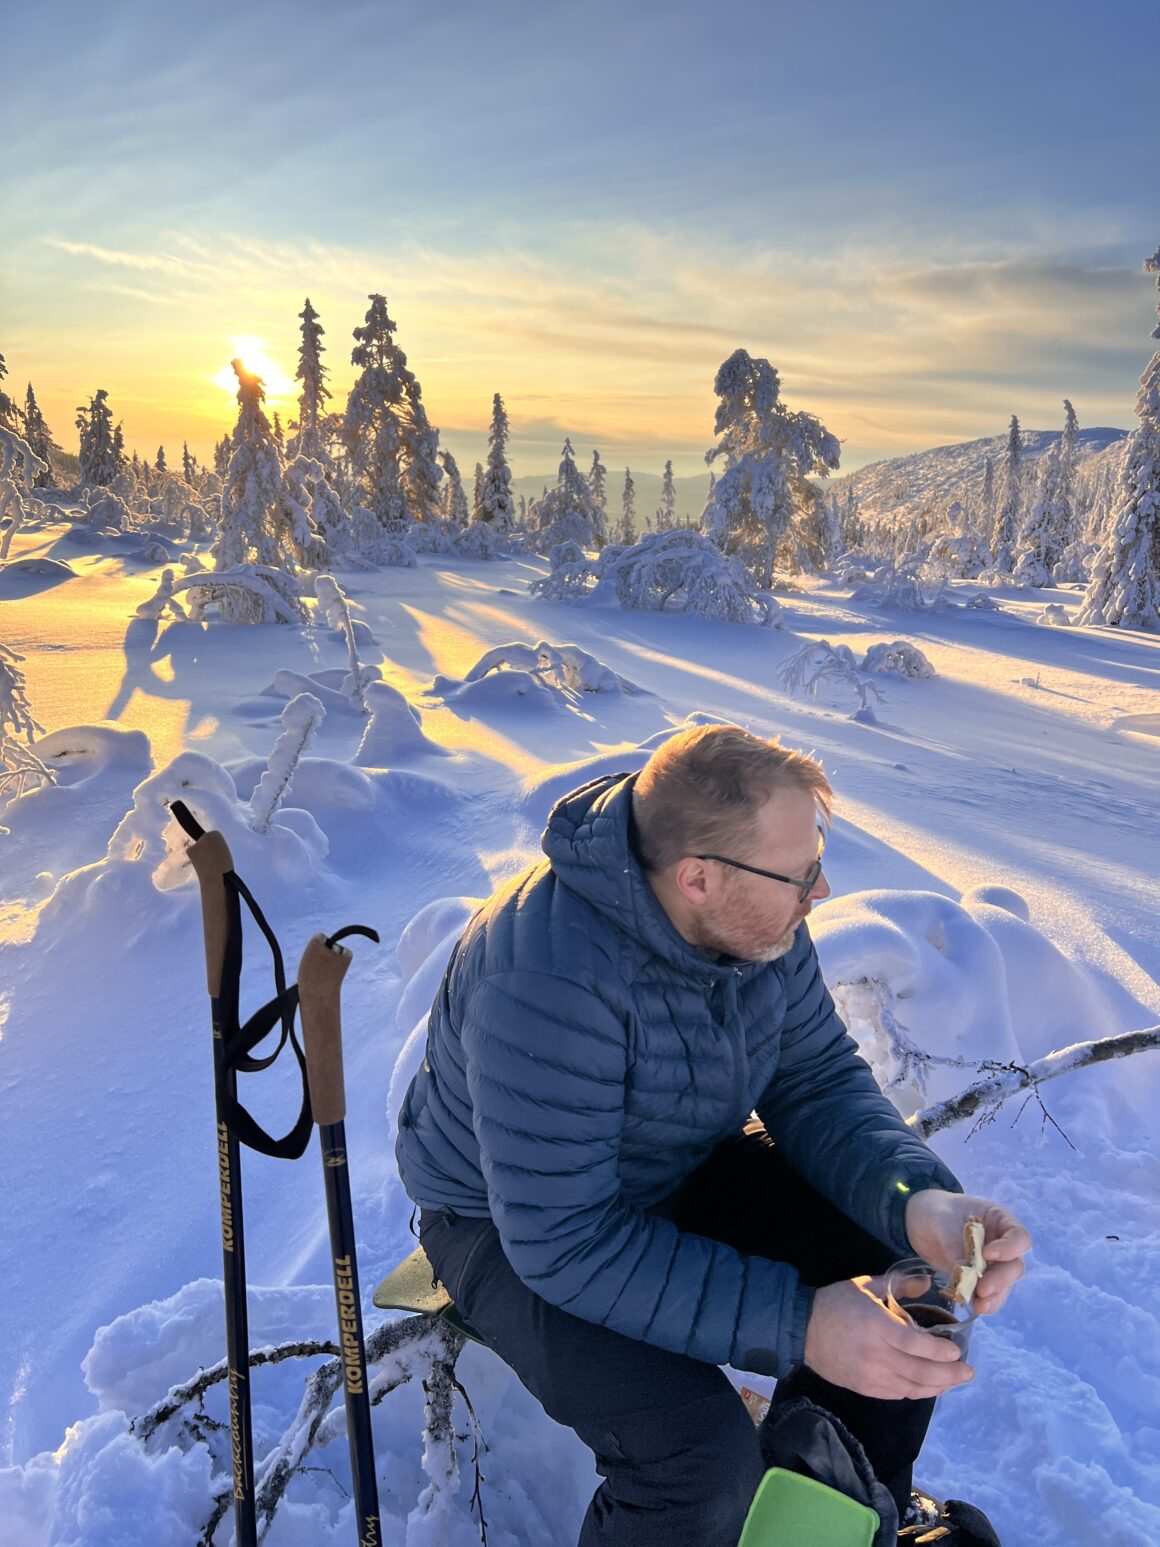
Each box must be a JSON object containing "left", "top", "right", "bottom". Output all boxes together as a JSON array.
[
  {"left": 373, "top": 1245, "right": 486, "bottom": 1346},
  {"left": 738, "top": 1467, "right": 880, "bottom": 1547}
]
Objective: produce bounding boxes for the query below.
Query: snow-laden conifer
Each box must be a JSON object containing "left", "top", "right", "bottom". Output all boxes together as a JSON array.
[
  {"left": 22, "top": 385, "right": 56, "bottom": 486},
  {"left": 979, "top": 455, "right": 996, "bottom": 555},
  {"left": 1077, "top": 245, "right": 1160, "bottom": 629},
  {"left": 440, "top": 450, "right": 469, "bottom": 527},
  {"left": 213, "top": 436, "right": 230, "bottom": 477},
  {"left": 344, "top": 294, "right": 413, "bottom": 534},
  {"left": 287, "top": 298, "right": 332, "bottom": 462},
  {"left": 655, "top": 459, "right": 677, "bottom": 532},
  {"left": 532, "top": 438, "right": 604, "bottom": 552},
  {"left": 209, "top": 361, "right": 315, "bottom": 619},
  {"left": 155, "top": 445, "right": 167, "bottom": 474},
  {"left": 1014, "top": 441, "right": 1067, "bottom": 586},
  {"left": 0, "top": 355, "right": 21, "bottom": 434},
  {"left": 472, "top": 462, "right": 484, "bottom": 523},
  {"left": 76, "top": 389, "right": 119, "bottom": 488},
  {"left": 616, "top": 467, "right": 636, "bottom": 546},
  {"left": 399, "top": 384, "right": 443, "bottom": 523},
  {"left": 991, "top": 416, "right": 1023, "bottom": 573},
  {"left": 588, "top": 449, "right": 607, "bottom": 511},
  {"left": 181, "top": 442, "right": 196, "bottom": 484},
  {"left": 480, "top": 393, "right": 515, "bottom": 530},
  {"left": 702, "top": 349, "right": 840, "bottom": 588}
]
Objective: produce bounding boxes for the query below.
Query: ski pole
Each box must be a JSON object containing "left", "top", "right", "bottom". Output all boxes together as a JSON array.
[
  {"left": 178, "top": 811, "right": 259, "bottom": 1547},
  {"left": 298, "top": 928, "right": 382, "bottom": 1547}
]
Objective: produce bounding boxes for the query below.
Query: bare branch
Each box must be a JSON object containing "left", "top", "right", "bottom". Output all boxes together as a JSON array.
[{"left": 908, "top": 1027, "right": 1160, "bottom": 1138}]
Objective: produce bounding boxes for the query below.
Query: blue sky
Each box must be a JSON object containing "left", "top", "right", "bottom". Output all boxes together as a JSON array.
[{"left": 4, "top": 0, "right": 1157, "bottom": 475}]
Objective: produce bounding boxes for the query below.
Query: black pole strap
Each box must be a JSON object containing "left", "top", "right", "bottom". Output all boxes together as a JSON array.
[{"left": 168, "top": 800, "right": 375, "bottom": 1163}]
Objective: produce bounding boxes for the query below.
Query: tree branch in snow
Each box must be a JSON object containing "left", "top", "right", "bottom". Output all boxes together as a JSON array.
[{"left": 907, "top": 1026, "right": 1160, "bottom": 1139}]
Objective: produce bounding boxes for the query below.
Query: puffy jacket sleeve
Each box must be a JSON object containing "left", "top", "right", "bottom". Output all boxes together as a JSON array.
[
  {"left": 754, "top": 928, "right": 962, "bottom": 1254},
  {"left": 462, "top": 969, "right": 815, "bottom": 1374}
]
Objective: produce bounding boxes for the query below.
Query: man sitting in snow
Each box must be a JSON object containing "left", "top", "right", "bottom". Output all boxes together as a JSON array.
[{"left": 396, "top": 725, "right": 1030, "bottom": 1546}]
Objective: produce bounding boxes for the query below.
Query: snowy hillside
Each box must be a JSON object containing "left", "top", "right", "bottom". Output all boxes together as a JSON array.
[
  {"left": 831, "top": 426, "right": 1127, "bottom": 526},
  {"left": 1, "top": 513, "right": 1158, "bottom": 1547}
]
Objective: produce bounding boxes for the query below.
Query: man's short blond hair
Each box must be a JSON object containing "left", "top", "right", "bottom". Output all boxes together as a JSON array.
[{"left": 631, "top": 724, "right": 832, "bottom": 874}]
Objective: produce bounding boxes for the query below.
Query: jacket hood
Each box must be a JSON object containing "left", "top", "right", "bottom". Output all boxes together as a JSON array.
[{"left": 542, "top": 770, "right": 749, "bottom": 980}]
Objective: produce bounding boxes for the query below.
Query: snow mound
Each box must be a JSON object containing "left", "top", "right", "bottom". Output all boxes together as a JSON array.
[
  {"left": 1037, "top": 603, "right": 1073, "bottom": 626},
  {"left": 230, "top": 755, "right": 380, "bottom": 812},
  {"left": 437, "top": 640, "right": 642, "bottom": 702},
  {"left": 355, "top": 681, "right": 447, "bottom": 764},
  {"left": 0, "top": 555, "right": 77, "bottom": 579},
  {"left": 814, "top": 887, "right": 1148, "bottom": 1122},
  {"left": 32, "top": 724, "right": 153, "bottom": 788}
]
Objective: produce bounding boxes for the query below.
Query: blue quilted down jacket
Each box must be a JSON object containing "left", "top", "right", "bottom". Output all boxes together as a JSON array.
[{"left": 396, "top": 771, "right": 961, "bottom": 1374}]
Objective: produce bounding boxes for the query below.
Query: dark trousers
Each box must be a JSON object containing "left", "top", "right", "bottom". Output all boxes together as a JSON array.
[{"left": 419, "top": 1130, "right": 934, "bottom": 1546}]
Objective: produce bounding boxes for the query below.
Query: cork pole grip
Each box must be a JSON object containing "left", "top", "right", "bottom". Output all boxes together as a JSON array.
[
  {"left": 186, "top": 830, "right": 235, "bottom": 998},
  {"left": 298, "top": 933, "right": 351, "bottom": 1126}
]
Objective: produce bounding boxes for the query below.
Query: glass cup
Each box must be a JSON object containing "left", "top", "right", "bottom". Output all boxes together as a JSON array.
[{"left": 883, "top": 1257, "right": 978, "bottom": 1360}]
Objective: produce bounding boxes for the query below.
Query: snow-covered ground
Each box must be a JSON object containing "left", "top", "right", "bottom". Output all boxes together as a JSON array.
[{"left": 1, "top": 523, "right": 1158, "bottom": 1546}]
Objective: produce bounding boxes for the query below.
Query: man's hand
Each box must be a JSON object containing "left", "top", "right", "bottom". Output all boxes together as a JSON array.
[
  {"left": 804, "top": 1276, "right": 974, "bottom": 1399},
  {"left": 905, "top": 1189, "right": 1032, "bottom": 1314}
]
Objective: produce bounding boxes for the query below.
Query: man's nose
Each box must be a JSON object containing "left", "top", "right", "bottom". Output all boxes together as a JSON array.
[{"left": 811, "top": 869, "right": 831, "bottom": 901}]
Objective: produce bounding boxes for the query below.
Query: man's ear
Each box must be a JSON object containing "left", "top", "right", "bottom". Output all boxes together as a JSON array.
[{"left": 672, "top": 856, "right": 711, "bottom": 907}]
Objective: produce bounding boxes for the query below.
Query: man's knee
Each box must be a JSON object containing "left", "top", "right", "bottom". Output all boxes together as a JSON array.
[{"left": 598, "top": 1387, "right": 764, "bottom": 1543}]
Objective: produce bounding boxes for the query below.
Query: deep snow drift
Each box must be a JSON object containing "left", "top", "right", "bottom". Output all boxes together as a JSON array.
[{"left": 1, "top": 528, "right": 1158, "bottom": 1546}]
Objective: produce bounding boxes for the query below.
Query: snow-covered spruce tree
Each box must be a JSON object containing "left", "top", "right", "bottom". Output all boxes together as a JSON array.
[
  {"left": 208, "top": 360, "right": 313, "bottom": 621},
  {"left": 1076, "top": 245, "right": 1160, "bottom": 629},
  {"left": 213, "top": 436, "right": 230, "bottom": 477},
  {"left": 472, "top": 462, "right": 484, "bottom": 523},
  {"left": 0, "top": 355, "right": 21, "bottom": 434},
  {"left": 76, "top": 389, "right": 119, "bottom": 488},
  {"left": 1014, "top": 440, "right": 1067, "bottom": 586},
  {"left": 616, "top": 467, "right": 637, "bottom": 546},
  {"left": 156, "top": 445, "right": 167, "bottom": 474},
  {"left": 979, "top": 454, "right": 996, "bottom": 558},
  {"left": 480, "top": 392, "right": 515, "bottom": 530},
  {"left": 22, "top": 385, "right": 56, "bottom": 486},
  {"left": 655, "top": 458, "right": 677, "bottom": 532},
  {"left": 287, "top": 297, "right": 332, "bottom": 462},
  {"left": 344, "top": 294, "right": 413, "bottom": 534},
  {"left": 701, "top": 348, "right": 840, "bottom": 589},
  {"left": 991, "top": 416, "right": 1023, "bottom": 573},
  {"left": 840, "top": 485, "right": 866, "bottom": 551},
  {"left": 533, "top": 438, "right": 605, "bottom": 552},
  {"left": 440, "top": 449, "right": 469, "bottom": 527},
  {"left": 182, "top": 442, "right": 195, "bottom": 483},
  {"left": 588, "top": 448, "right": 607, "bottom": 511},
  {"left": 399, "top": 380, "right": 443, "bottom": 524}
]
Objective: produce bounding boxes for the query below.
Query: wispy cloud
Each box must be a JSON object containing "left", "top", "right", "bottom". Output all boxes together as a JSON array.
[{"left": 35, "top": 224, "right": 1155, "bottom": 470}]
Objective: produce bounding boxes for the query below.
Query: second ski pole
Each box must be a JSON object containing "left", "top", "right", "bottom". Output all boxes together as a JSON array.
[{"left": 298, "top": 927, "right": 382, "bottom": 1547}]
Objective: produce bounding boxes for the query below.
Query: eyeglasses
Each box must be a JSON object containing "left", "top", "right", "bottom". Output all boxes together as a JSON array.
[{"left": 695, "top": 827, "right": 826, "bottom": 904}]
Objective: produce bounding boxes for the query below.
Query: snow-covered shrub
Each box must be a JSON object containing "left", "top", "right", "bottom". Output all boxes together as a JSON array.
[
  {"left": 455, "top": 640, "right": 641, "bottom": 696},
  {"left": 347, "top": 504, "right": 417, "bottom": 567},
  {"left": 0, "top": 426, "right": 49, "bottom": 563},
  {"left": 452, "top": 519, "right": 521, "bottom": 560},
  {"left": 1037, "top": 603, "right": 1073, "bottom": 627},
  {"left": 778, "top": 639, "right": 884, "bottom": 722},
  {"left": 249, "top": 693, "right": 325, "bottom": 833},
  {"left": 174, "top": 563, "right": 309, "bottom": 625},
  {"left": 134, "top": 569, "right": 188, "bottom": 621},
  {"left": 532, "top": 529, "right": 780, "bottom": 626},
  {"left": 859, "top": 640, "right": 936, "bottom": 678},
  {"left": 0, "top": 639, "right": 56, "bottom": 803},
  {"left": 849, "top": 556, "right": 951, "bottom": 612}
]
